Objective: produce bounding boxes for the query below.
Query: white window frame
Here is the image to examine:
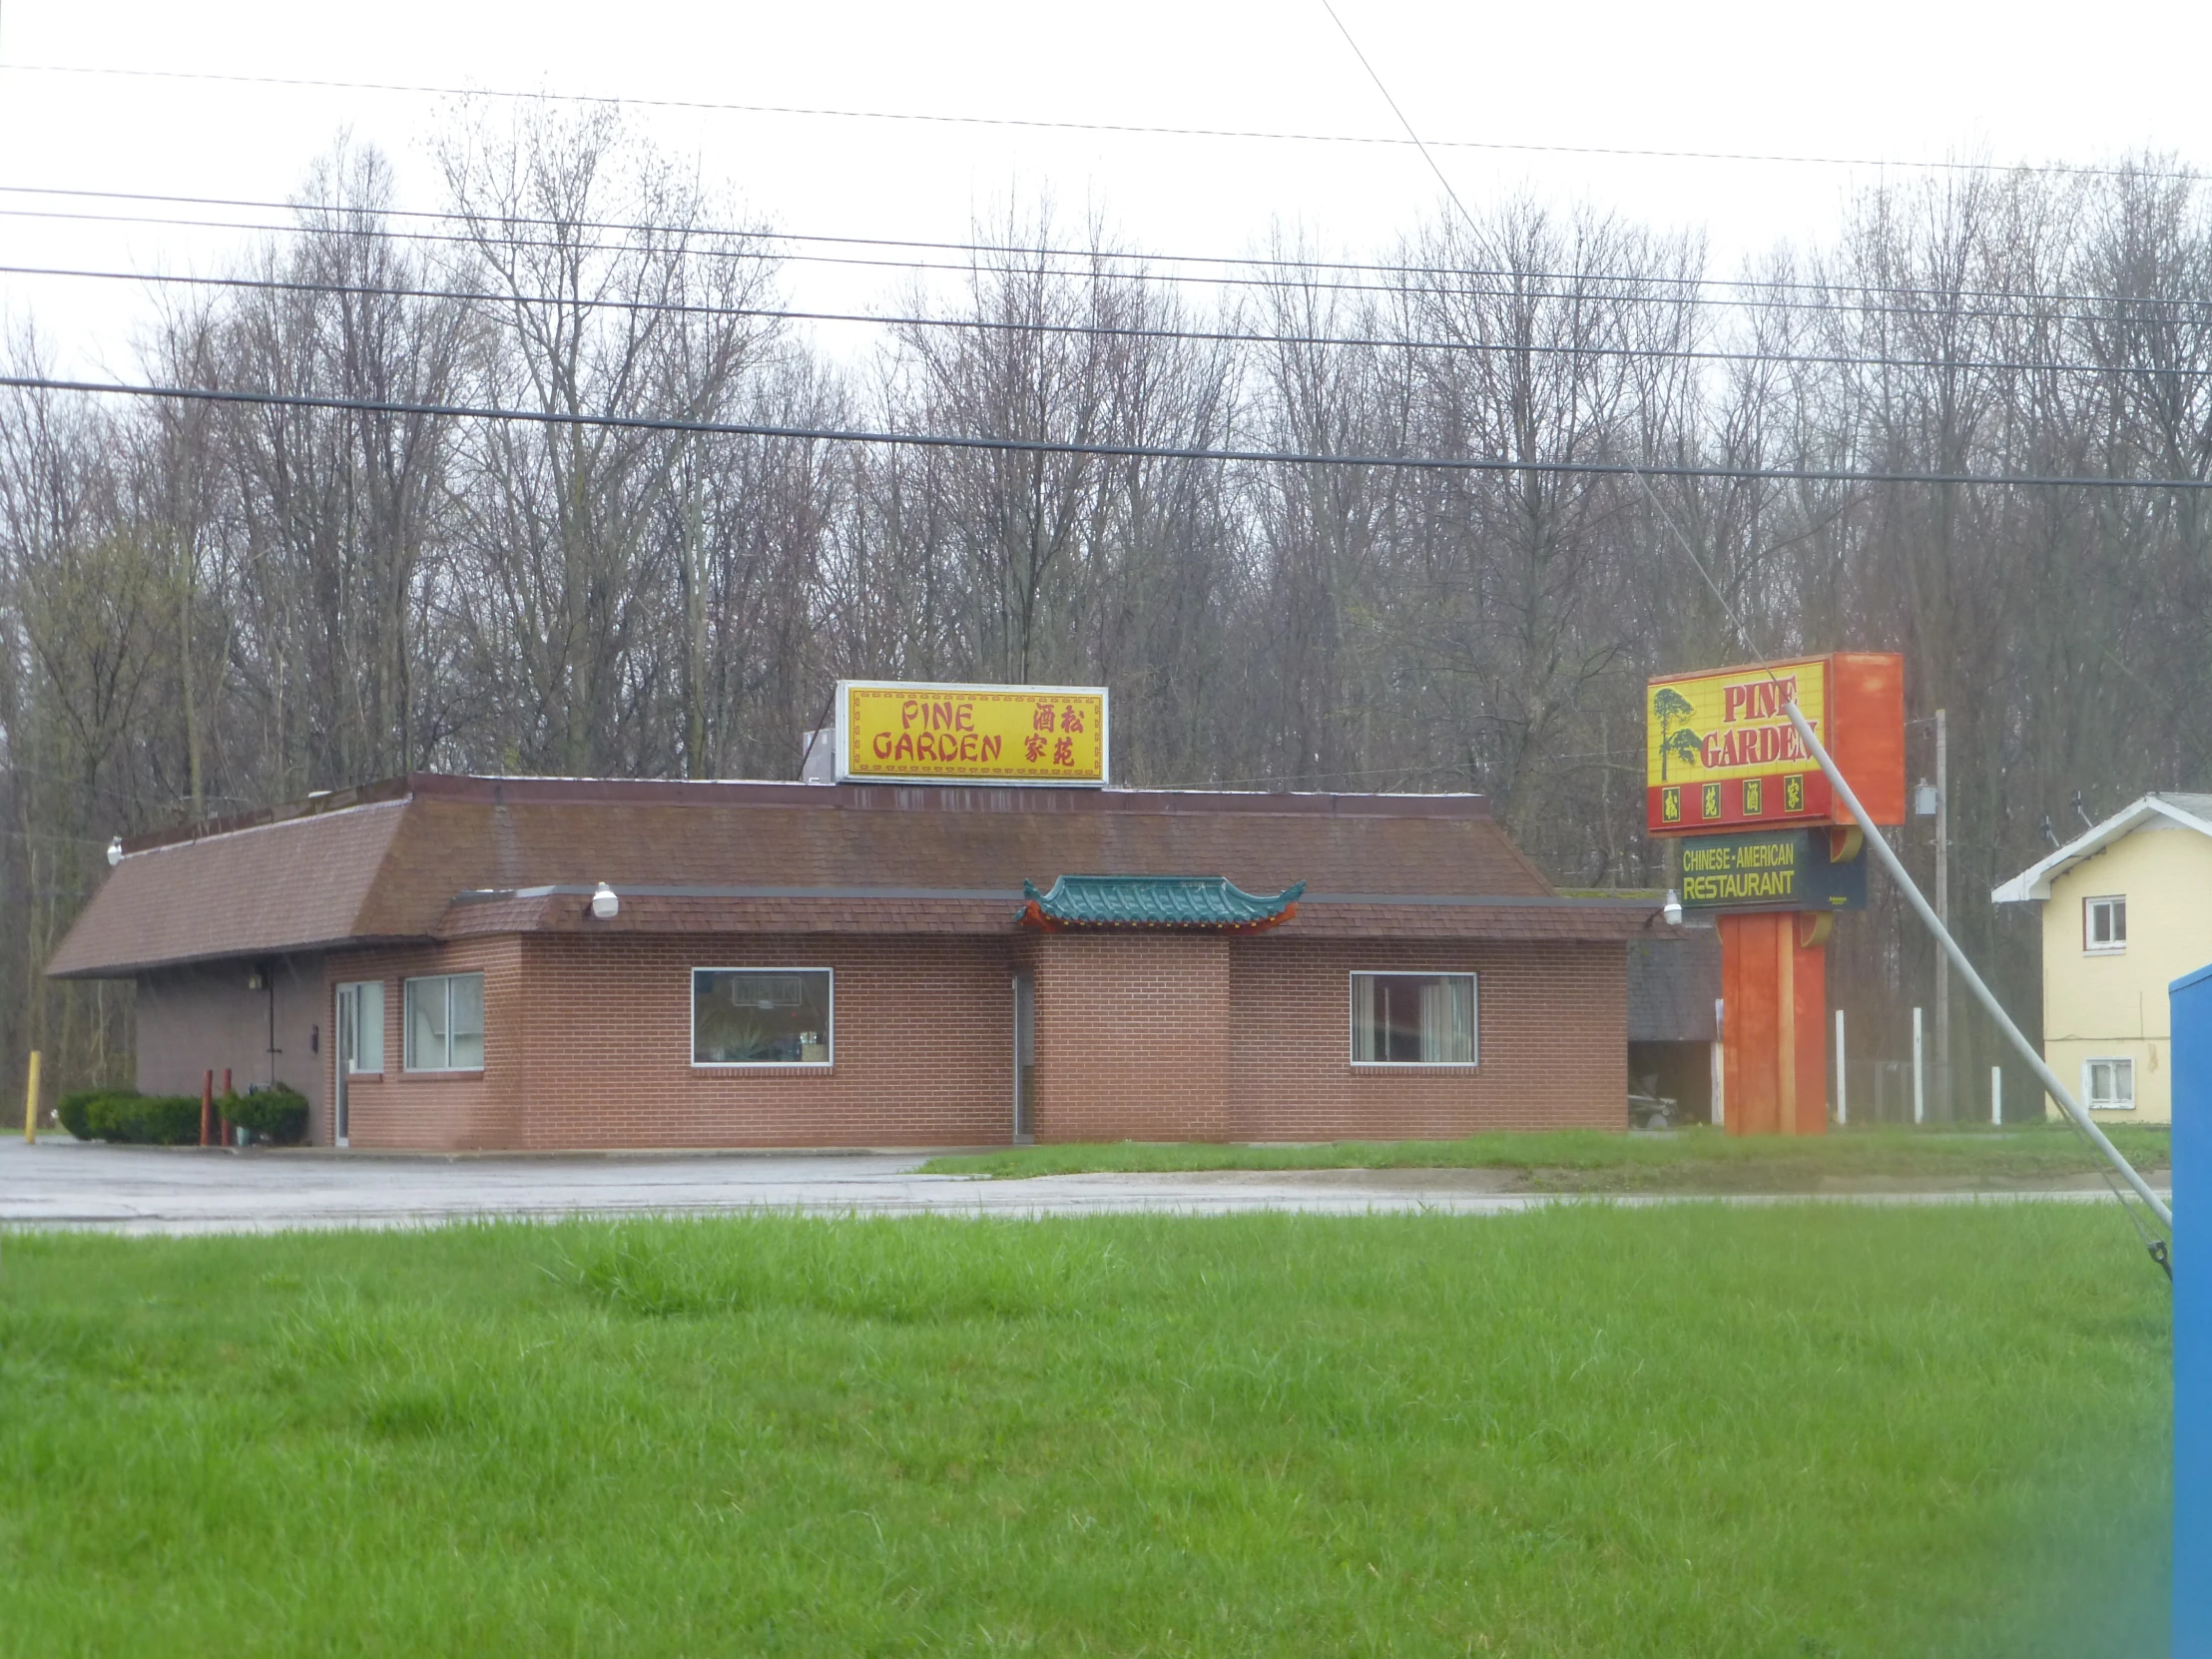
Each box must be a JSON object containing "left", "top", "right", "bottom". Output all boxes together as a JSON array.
[
  {"left": 2082, "top": 1057, "right": 2135, "bottom": 1111},
  {"left": 1348, "top": 970, "right": 1479, "bottom": 1068},
  {"left": 2082, "top": 894, "right": 2127, "bottom": 954},
  {"left": 691, "top": 966, "right": 835, "bottom": 1069},
  {"left": 402, "top": 972, "right": 485, "bottom": 1073},
  {"left": 337, "top": 979, "right": 385, "bottom": 1075}
]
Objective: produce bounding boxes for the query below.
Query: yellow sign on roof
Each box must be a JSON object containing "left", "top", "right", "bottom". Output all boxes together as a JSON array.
[{"left": 836, "top": 681, "right": 1109, "bottom": 786}]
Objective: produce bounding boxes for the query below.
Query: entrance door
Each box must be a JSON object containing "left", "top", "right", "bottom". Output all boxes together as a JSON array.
[
  {"left": 333, "top": 981, "right": 384, "bottom": 1147},
  {"left": 1011, "top": 970, "right": 1035, "bottom": 1142}
]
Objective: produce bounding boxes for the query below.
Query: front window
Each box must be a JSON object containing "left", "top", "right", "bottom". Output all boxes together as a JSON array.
[
  {"left": 2084, "top": 1058, "right": 2135, "bottom": 1110},
  {"left": 403, "top": 973, "right": 484, "bottom": 1071},
  {"left": 693, "top": 968, "right": 833, "bottom": 1066},
  {"left": 2084, "top": 895, "right": 2127, "bottom": 953},
  {"left": 1351, "top": 972, "right": 1477, "bottom": 1066}
]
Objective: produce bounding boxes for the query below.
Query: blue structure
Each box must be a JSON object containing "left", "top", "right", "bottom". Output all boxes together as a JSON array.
[{"left": 2178, "top": 961, "right": 2211, "bottom": 1655}]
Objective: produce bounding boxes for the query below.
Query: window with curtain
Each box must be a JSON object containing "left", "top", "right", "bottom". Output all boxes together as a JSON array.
[
  {"left": 2084, "top": 1057, "right": 2134, "bottom": 1110},
  {"left": 403, "top": 972, "right": 484, "bottom": 1071},
  {"left": 1351, "top": 972, "right": 1477, "bottom": 1065}
]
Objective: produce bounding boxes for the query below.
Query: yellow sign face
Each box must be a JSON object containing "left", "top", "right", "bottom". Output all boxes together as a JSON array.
[
  {"left": 1646, "top": 656, "right": 1830, "bottom": 833},
  {"left": 837, "top": 681, "right": 1109, "bottom": 786}
]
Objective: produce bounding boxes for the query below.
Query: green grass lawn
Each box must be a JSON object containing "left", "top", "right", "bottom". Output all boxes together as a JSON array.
[
  {"left": 0, "top": 1207, "right": 2169, "bottom": 1656},
  {"left": 920, "top": 1122, "right": 2172, "bottom": 1188}
]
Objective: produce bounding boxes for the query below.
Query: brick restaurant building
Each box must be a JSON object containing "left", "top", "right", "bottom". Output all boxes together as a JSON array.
[{"left": 46, "top": 774, "right": 1655, "bottom": 1150}]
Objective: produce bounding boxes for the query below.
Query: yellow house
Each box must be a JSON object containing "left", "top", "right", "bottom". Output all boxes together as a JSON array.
[{"left": 1992, "top": 792, "right": 2212, "bottom": 1123}]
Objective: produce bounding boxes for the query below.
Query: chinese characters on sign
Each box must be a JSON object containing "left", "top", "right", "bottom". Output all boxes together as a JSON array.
[
  {"left": 1645, "top": 656, "right": 1833, "bottom": 834},
  {"left": 836, "top": 682, "right": 1109, "bottom": 785}
]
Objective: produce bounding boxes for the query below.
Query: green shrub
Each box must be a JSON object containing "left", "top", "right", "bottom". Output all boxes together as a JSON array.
[
  {"left": 57, "top": 1088, "right": 135, "bottom": 1141},
  {"left": 86, "top": 1093, "right": 203, "bottom": 1145},
  {"left": 224, "top": 1085, "right": 308, "bottom": 1145}
]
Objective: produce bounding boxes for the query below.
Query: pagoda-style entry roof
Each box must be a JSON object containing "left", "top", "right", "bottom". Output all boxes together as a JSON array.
[{"left": 1018, "top": 874, "right": 1306, "bottom": 932}]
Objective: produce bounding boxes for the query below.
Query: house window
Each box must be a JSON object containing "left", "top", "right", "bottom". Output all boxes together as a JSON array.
[
  {"left": 403, "top": 973, "right": 484, "bottom": 1071},
  {"left": 1351, "top": 972, "right": 1477, "bottom": 1066},
  {"left": 2083, "top": 1057, "right": 2134, "bottom": 1110},
  {"left": 2083, "top": 895, "right": 2127, "bottom": 953},
  {"left": 693, "top": 968, "right": 833, "bottom": 1066}
]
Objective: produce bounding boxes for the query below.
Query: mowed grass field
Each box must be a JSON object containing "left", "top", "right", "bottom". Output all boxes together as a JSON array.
[
  {"left": 0, "top": 1206, "right": 2169, "bottom": 1656},
  {"left": 921, "top": 1122, "right": 2172, "bottom": 1188}
]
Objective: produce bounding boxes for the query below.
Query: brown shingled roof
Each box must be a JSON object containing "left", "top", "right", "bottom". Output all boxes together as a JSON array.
[{"left": 51, "top": 774, "right": 1647, "bottom": 977}]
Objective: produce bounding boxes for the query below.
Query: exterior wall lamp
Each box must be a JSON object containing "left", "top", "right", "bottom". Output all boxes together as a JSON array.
[{"left": 590, "top": 882, "right": 620, "bottom": 920}]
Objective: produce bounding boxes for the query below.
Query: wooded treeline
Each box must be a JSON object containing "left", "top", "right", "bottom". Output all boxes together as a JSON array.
[{"left": 5, "top": 110, "right": 2208, "bottom": 1111}]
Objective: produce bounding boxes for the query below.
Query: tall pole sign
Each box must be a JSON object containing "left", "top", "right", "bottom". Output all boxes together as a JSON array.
[{"left": 1647, "top": 653, "right": 1905, "bottom": 1135}]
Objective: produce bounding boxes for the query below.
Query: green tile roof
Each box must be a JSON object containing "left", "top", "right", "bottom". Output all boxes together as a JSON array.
[{"left": 1020, "top": 874, "right": 1306, "bottom": 931}]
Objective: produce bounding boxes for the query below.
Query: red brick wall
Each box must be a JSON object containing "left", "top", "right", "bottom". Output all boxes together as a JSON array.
[
  {"left": 1226, "top": 937, "right": 1627, "bottom": 1139},
  {"left": 314, "top": 928, "right": 1625, "bottom": 1150},
  {"left": 327, "top": 937, "right": 523, "bottom": 1151},
  {"left": 332, "top": 933, "right": 1019, "bottom": 1151},
  {"left": 1030, "top": 933, "right": 1231, "bottom": 1142}
]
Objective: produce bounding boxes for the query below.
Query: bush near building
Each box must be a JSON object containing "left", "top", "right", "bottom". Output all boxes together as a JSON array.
[
  {"left": 222, "top": 1086, "right": 308, "bottom": 1146},
  {"left": 57, "top": 1090, "right": 201, "bottom": 1145}
]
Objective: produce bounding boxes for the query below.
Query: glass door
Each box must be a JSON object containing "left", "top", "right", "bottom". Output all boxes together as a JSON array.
[
  {"left": 1011, "top": 970, "right": 1035, "bottom": 1142},
  {"left": 333, "top": 981, "right": 384, "bottom": 1147}
]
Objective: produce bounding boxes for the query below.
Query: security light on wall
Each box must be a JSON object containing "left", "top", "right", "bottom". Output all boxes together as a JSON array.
[
  {"left": 106, "top": 837, "right": 122, "bottom": 866},
  {"left": 1662, "top": 889, "right": 1684, "bottom": 927},
  {"left": 590, "top": 882, "right": 620, "bottom": 919}
]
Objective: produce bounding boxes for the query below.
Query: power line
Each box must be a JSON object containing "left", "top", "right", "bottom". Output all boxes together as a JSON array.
[
  {"left": 8, "top": 181, "right": 2212, "bottom": 317},
  {"left": 7, "top": 371, "right": 2212, "bottom": 490},
  {"left": 8, "top": 198, "right": 2211, "bottom": 337},
  {"left": 12, "top": 260, "right": 2207, "bottom": 380},
  {"left": 1, "top": 59, "right": 2197, "bottom": 186}
]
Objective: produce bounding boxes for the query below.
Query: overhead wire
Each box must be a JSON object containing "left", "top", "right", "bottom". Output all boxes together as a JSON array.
[
  {"left": 11, "top": 200, "right": 2212, "bottom": 352},
  {"left": 1, "top": 59, "right": 2199, "bottom": 186},
  {"left": 8, "top": 371, "right": 2212, "bottom": 491},
  {"left": 6, "top": 182, "right": 2212, "bottom": 320},
  {"left": 8, "top": 260, "right": 2209, "bottom": 381}
]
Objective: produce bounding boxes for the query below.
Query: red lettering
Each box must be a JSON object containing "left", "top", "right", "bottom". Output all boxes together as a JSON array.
[
  {"left": 872, "top": 732, "right": 892, "bottom": 760},
  {"left": 960, "top": 733, "right": 979, "bottom": 762},
  {"left": 900, "top": 700, "right": 919, "bottom": 730},
  {"left": 983, "top": 735, "right": 1002, "bottom": 761},
  {"left": 1723, "top": 685, "right": 1745, "bottom": 724},
  {"left": 1053, "top": 736, "right": 1075, "bottom": 767},
  {"left": 956, "top": 704, "right": 974, "bottom": 732}
]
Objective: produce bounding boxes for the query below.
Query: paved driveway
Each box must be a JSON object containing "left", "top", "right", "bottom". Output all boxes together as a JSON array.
[{"left": 0, "top": 1138, "right": 2152, "bottom": 1235}]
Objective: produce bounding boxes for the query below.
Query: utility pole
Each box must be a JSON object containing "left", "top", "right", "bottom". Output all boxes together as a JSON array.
[{"left": 1934, "top": 709, "right": 1949, "bottom": 1120}]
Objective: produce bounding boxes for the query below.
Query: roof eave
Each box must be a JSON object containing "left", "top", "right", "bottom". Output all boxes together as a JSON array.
[{"left": 1989, "top": 796, "right": 2170, "bottom": 905}]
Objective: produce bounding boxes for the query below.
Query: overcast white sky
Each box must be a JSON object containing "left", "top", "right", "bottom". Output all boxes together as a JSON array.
[{"left": 3, "top": 0, "right": 2209, "bottom": 374}]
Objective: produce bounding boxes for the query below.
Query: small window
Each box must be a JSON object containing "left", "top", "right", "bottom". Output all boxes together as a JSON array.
[
  {"left": 403, "top": 972, "right": 484, "bottom": 1072},
  {"left": 1351, "top": 972, "right": 1477, "bottom": 1066},
  {"left": 2083, "top": 895, "right": 2127, "bottom": 953},
  {"left": 693, "top": 968, "right": 832, "bottom": 1066},
  {"left": 2084, "top": 1057, "right": 2135, "bottom": 1110}
]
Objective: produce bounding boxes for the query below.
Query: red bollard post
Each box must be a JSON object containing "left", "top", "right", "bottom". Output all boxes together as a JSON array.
[
  {"left": 200, "top": 1070, "right": 214, "bottom": 1148},
  {"left": 220, "top": 1068, "right": 233, "bottom": 1146}
]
